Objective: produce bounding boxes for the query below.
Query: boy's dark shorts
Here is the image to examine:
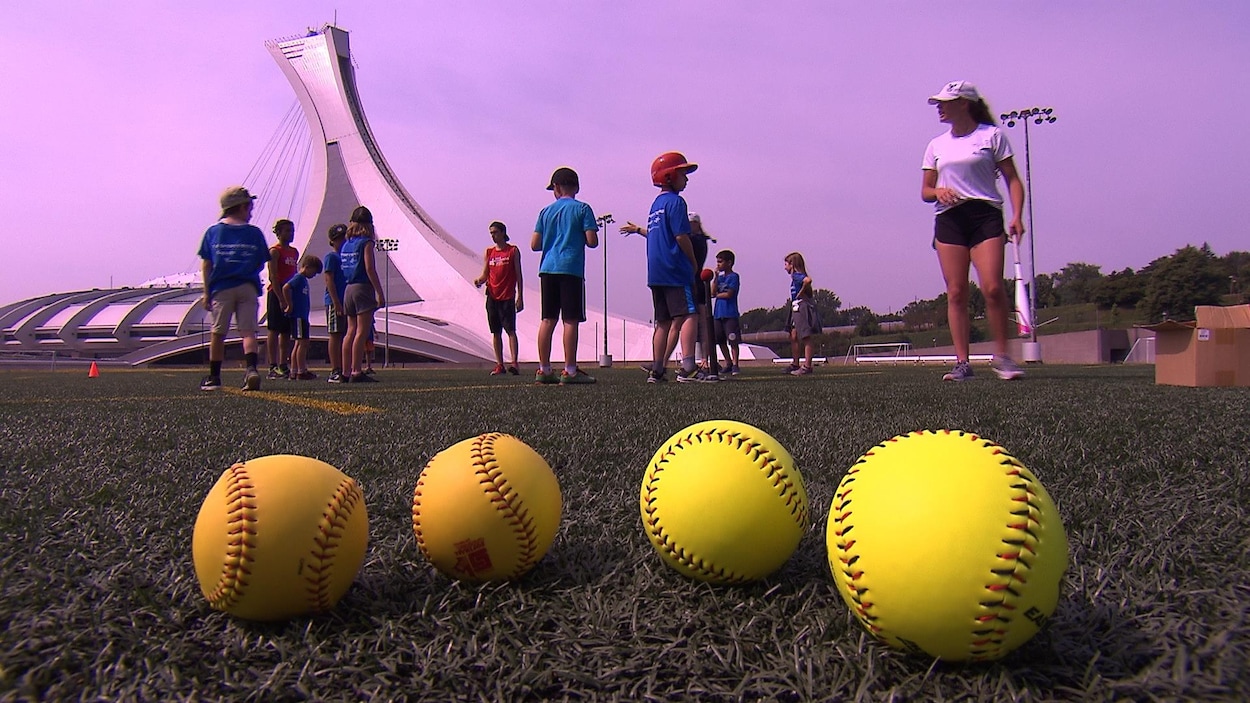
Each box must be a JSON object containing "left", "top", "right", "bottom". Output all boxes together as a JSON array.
[
  {"left": 539, "top": 274, "right": 585, "bottom": 322},
  {"left": 291, "top": 317, "right": 311, "bottom": 340},
  {"left": 714, "top": 317, "right": 740, "bottom": 346},
  {"left": 326, "top": 304, "right": 344, "bottom": 335},
  {"left": 486, "top": 297, "right": 517, "bottom": 334},
  {"left": 651, "top": 285, "right": 695, "bottom": 323},
  {"left": 934, "top": 199, "right": 1006, "bottom": 248},
  {"left": 266, "top": 290, "right": 291, "bottom": 333}
]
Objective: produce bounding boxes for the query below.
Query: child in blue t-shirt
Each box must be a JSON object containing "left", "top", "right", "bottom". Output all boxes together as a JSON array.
[
  {"left": 323, "top": 224, "right": 348, "bottom": 383},
  {"left": 712, "top": 249, "right": 742, "bottom": 376},
  {"left": 530, "top": 167, "right": 599, "bottom": 385},
  {"left": 784, "top": 251, "right": 820, "bottom": 376},
  {"left": 643, "top": 151, "right": 705, "bottom": 383},
  {"left": 283, "top": 254, "right": 324, "bottom": 380},
  {"left": 197, "top": 185, "right": 270, "bottom": 392}
]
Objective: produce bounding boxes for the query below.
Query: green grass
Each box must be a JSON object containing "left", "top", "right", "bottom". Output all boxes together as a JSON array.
[{"left": 1, "top": 365, "right": 1247, "bottom": 701}]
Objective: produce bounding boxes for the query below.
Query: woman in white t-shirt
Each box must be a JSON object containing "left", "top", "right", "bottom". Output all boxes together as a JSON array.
[{"left": 921, "top": 80, "right": 1026, "bottom": 382}]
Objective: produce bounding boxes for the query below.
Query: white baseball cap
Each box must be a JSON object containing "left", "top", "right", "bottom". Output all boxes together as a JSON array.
[{"left": 928, "top": 80, "right": 981, "bottom": 104}]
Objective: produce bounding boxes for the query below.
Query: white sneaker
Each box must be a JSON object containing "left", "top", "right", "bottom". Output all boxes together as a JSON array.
[{"left": 991, "top": 355, "right": 1025, "bottom": 380}]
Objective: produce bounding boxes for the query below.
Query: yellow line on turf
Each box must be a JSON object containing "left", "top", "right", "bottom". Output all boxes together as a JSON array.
[
  {"left": 222, "top": 387, "right": 381, "bottom": 415},
  {"left": 388, "top": 384, "right": 519, "bottom": 394}
]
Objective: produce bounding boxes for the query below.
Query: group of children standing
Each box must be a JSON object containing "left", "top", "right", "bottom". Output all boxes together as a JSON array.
[
  {"left": 197, "top": 190, "right": 383, "bottom": 391},
  {"left": 524, "top": 152, "right": 815, "bottom": 384},
  {"left": 199, "top": 152, "right": 821, "bottom": 391}
]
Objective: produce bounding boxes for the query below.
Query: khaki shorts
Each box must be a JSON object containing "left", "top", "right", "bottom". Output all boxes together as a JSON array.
[{"left": 210, "top": 283, "right": 260, "bottom": 335}]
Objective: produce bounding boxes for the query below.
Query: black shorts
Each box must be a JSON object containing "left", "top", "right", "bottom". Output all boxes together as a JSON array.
[
  {"left": 326, "top": 304, "right": 344, "bottom": 335},
  {"left": 651, "top": 285, "right": 695, "bottom": 323},
  {"left": 714, "top": 317, "right": 740, "bottom": 345},
  {"left": 934, "top": 199, "right": 1006, "bottom": 248},
  {"left": 291, "top": 317, "right": 310, "bottom": 340},
  {"left": 539, "top": 274, "right": 585, "bottom": 322},
  {"left": 266, "top": 291, "right": 291, "bottom": 333},
  {"left": 486, "top": 297, "right": 517, "bottom": 334}
]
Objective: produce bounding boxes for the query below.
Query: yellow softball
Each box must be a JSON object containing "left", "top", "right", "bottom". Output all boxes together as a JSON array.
[
  {"left": 640, "top": 420, "right": 809, "bottom": 584},
  {"left": 826, "top": 430, "right": 1069, "bottom": 661},
  {"left": 412, "top": 433, "right": 562, "bottom": 582},
  {"left": 192, "top": 454, "right": 369, "bottom": 622}
]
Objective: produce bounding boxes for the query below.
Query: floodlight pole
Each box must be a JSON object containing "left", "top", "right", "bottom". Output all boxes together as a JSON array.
[
  {"left": 1001, "top": 106, "right": 1057, "bottom": 361},
  {"left": 377, "top": 238, "right": 400, "bottom": 367},
  {"left": 596, "top": 213, "right": 614, "bottom": 367}
]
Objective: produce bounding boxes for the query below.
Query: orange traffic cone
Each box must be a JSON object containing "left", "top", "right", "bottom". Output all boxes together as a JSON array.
[{"left": 88, "top": 362, "right": 100, "bottom": 378}]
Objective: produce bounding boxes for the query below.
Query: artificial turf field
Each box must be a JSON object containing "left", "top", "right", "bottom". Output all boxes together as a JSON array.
[{"left": 0, "top": 363, "right": 1246, "bottom": 701}]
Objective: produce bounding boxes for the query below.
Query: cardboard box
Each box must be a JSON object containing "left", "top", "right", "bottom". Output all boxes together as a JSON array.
[{"left": 1143, "top": 304, "right": 1250, "bottom": 387}]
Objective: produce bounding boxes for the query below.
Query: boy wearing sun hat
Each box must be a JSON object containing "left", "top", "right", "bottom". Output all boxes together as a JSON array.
[{"left": 197, "top": 185, "right": 270, "bottom": 392}]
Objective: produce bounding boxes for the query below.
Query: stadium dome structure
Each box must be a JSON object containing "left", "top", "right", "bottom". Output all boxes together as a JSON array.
[{"left": 2, "top": 24, "right": 772, "bottom": 366}]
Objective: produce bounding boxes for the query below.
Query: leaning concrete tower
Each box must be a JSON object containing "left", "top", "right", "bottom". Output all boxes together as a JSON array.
[{"left": 266, "top": 25, "right": 660, "bottom": 364}]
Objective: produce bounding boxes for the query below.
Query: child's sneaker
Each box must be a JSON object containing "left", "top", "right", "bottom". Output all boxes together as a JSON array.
[
  {"left": 242, "top": 369, "right": 262, "bottom": 391},
  {"left": 490, "top": 364, "right": 506, "bottom": 376},
  {"left": 327, "top": 370, "right": 345, "bottom": 383},
  {"left": 508, "top": 366, "right": 520, "bottom": 376},
  {"left": 675, "top": 368, "right": 714, "bottom": 383},
  {"left": 731, "top": 365, "right": 741, "bottom": 376},
  {"left": 266, "top": 365, "right": 283, "bottom": 380},
  {"left": 278, "top": 365, "right": 291, "bottom": 379},
  {"left": 942, "top": 361, "right": 973, "bottom": 382},
  {"left": 559, "top": 369, "right": 596, "bottom": 385},
  {"left": 781, "top": 364, "right": 799, "bottom": 375},
  {"left": 534, "top": 369, "right": 560, "bottom": 385},
  {"left": 789, "top": 366, "right": 813, "bottom": 376},
  {"left": 295, "top": 371, "right": 318, "bottom": 380},
  {"left": 199, "top": 375, "right": 222, "bottom": 391},
  {"left": 991, "top": 355, "right": 1025, "bottom": 380},
  {"left": 647, "top": 370, "right": 668, "bottom": 384}
]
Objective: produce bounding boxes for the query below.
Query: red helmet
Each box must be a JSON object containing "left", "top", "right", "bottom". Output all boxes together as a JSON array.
[{"left": 651, "top": 151, "right": 698, "bottom": 187}]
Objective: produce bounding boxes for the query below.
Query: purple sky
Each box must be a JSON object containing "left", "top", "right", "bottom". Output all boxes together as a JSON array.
[{"left": 4, "top": 2, "right": 1248, "bottom": 321}]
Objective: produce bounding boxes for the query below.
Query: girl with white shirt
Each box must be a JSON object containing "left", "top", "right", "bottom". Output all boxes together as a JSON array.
[{"left": 921, "top": 80, "right": 1026, "bottom": 382}]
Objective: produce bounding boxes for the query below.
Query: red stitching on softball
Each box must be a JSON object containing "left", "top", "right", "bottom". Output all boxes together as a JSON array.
[
  {"left": 303, "top": 477, "right": 364, "bottom": 611},
  {"left": 205, "top": 462, "right": 258, "bottom": 612},
  {"left": 475, "top": 433, "right": 542, "bottom": 579}
]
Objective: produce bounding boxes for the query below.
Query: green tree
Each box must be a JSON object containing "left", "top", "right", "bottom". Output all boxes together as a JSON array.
[
  {"left": 1140, "top": 244, "right": 1226, "bottom": 321},
  {"left": 1053, "top": 262, "right": 1103, "bottom": 306},
  {"left": 967, "top": 280, "right": 986, "bottom": 319},
  {"left": 1033, "top": 273, "right": 1058, "bottom": 309},
  {"left": 900, "top": 298, "right": 939, "bottom": 331},
  {"left": 740, "top": 306, "right": 787, "bottom": 333},
  {"left": 839, "top": 305, "right": 875, "bottom": 328},
  {"left": 854, "top": 312, "right": 881, "bottom": 337},
  {"left": 1219, "top": 251, "right": 1250, "bottom": 298},
  {"left": 811, "top": 289, "right": 842, "bottom": 327},
  {"left": 1092, "top": 268, "right": 1146, "bottom": 310}
]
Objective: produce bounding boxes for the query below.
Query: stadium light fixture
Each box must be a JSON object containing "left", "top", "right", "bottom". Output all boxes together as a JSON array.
[
  {"left": 1000, "top": 106, "right": 1058, "bottom": 361},
  {"left": 596, "top": 213, "right": 615, "bottom": 367},
  {"left": 377, "top": 238, "right": 400, "bottom": 367}
]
